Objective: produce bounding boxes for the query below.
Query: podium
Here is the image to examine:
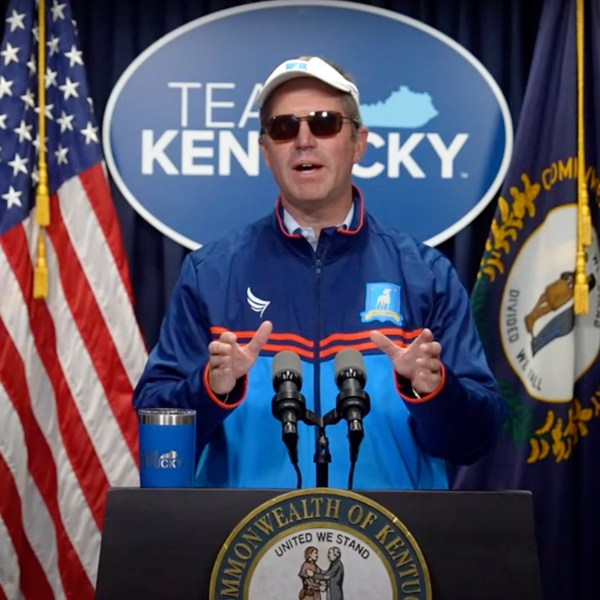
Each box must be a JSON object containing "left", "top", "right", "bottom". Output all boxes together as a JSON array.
[{"left": 96, "top": 488, "right": 542, "bottom": 599}]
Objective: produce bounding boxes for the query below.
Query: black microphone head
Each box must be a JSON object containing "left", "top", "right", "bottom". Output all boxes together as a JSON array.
[
  {"left": 272, "top": 351, "right": 303, "bottom": 391},
  {"left": 335, "top": 349, "right": 367, "bottom": 388}
]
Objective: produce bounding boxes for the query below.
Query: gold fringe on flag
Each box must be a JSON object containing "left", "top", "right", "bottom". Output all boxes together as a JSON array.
[
  {"left": 574, "top": 0, "right": 590, "bottom": 314},
  {"left": 34, "top": 0, "right": 49, "bottom": 299}
]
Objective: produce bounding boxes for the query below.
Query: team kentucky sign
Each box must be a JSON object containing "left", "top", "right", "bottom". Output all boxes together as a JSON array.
[{"left": 103, "top": 0, "right": 512, "bottom": 249}]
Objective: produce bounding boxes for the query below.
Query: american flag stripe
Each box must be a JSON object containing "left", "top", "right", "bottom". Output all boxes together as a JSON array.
[
  {"left": 48, "top": 193, "right": 139, "bottom": 459},
  {"left": 2, "top": 226, "right": 110, "bottom": 529},
  {"left": 1, "top": 216, "right": 138, "bottom": 593},
  {"left": 42, "top": 209, "right": 138, "bottom": 486},
  {"left": 0, "top": 456, "right": 63, "bottom": 600},
  {"left": 0, "top": 252, "right": 99, "bottom": 587},
  {"left": 0, "top": 454, "right": 56, "bottom": 600},
  {"left": 58, "top": 169, "right": 147, "bottom": 385},
  {"left": 0, "top": 510, "right": 20, "bottom": 599},
  {"left": 79, "top": 164, "right": 136, "bottom": 301},
  {"left": 0, "top": 363, "right": 85, "bottom": 598},
  {"left": 0, "top": 1, "right": 147, "bottom": 595}
]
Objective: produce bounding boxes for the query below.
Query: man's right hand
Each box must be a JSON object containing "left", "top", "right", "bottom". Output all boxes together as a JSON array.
[{"left": 207, "top": 320, "right": 273, "bottom": 395}]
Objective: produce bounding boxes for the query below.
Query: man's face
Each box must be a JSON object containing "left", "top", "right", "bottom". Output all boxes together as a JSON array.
[
  {"left": 327, "top": 548, "right": 336, "bottom": 561},
  {"left": 260, "top": 78, "right": 368, "bottom": 219},
  {"left": 310, "top": 548, "right": 318, "bottom": 561}
]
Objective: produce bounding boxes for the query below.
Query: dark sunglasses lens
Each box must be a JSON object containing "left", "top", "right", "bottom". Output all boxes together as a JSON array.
[
  {"left": 265, "top": 112, "right": 346, "bottom": 140},
  {"left": 267, "top": 116, "right": 300, "bottom": 140},
  {"left": 308, "top": 112, "right": 343, "bottom": 136}
]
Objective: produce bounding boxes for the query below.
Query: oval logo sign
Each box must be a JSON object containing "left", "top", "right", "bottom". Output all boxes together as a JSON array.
[{"left": 103, "top": 0, "right": 512, "bottom": 249}]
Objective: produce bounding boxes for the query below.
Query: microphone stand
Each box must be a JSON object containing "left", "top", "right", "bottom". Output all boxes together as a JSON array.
[
  {"left": 281, "top": 406, "right": 332, "bottom": 488},
  {"left": 316, "top": 409, "right": 346, "bottom": 488},
  {"left": 314, "top": 426, "right": 331, "bottom": 488},
  {"left": 298, "top": 409, "right": 330, "bottom": 487}
]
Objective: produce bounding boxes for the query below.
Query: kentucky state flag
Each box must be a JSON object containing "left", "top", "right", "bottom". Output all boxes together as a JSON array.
[{"left": 453, "top": 1, "right": 600, "bottom": 600}]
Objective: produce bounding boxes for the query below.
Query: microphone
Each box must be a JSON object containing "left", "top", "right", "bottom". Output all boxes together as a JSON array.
[
  {"left": 334, "top": 349, "right": 371, "bottom": 462},
  {"left": 271, "top": 351, "right": 306, "bottom": 464}
]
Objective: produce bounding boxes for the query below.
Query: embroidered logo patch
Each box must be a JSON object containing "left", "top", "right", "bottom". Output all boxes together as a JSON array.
[{"left": 360, "top": 283, "right": 403, "bottom": 324}]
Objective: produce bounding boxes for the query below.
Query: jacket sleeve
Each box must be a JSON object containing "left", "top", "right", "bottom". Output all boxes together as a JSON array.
[
  {"left": 400, "top": 253, "right": 506, "bottom": 465},
  {"left": 132, "top": 254, "right": 246, "bottom": 455}
]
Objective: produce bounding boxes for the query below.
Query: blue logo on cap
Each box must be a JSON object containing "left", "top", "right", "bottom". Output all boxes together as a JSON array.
[{"left": 285, "top": 61, "right": 307, "bottom": 71}]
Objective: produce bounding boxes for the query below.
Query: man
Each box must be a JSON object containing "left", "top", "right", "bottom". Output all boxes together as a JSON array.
[
  {"left": 314, "top": 547, "right": 344, "bottom": 600},
  {"left": 298, "top": 546, "right": 325, "bottom": 599},
  {"left": 133, "top": 56, "right": 504, "bottom": 489}
]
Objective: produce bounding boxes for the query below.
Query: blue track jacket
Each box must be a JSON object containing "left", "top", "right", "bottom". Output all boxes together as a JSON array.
[{"left": 133, "top": 190, "right": 504, "bottom": 490}]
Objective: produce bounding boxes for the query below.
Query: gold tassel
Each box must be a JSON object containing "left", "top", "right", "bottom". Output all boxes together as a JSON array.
[
  {"left": 574, "top": 281, "right": 589, "bottom": 315},
  {"left": 574, "top": 248, "right": 588, "bottom": 315},
  {"left": 36, "top": 170, "right": 50, "bottom": 226},
  {"left": 578, "top": 188, "right": 591, "bottom": 246},
  {"left": 33, "top": 229, "right": 48, "bottom": 299}
]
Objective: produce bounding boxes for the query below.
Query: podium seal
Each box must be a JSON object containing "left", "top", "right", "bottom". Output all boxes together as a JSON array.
[{"left": 210, "top": 488, "right": 431, "bottom": 599}]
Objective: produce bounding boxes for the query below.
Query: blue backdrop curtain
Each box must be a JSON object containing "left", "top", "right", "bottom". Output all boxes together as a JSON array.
[{"left": 0, "top": 0, "right": 545, "bottom": 347}]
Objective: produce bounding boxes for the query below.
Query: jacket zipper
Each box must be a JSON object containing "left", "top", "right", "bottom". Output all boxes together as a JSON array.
[{"left": 314, "top": 254, "right": 322, "bottom": 416}]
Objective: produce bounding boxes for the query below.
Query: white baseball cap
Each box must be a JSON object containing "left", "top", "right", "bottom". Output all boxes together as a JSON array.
[{"left": 256, "top": 56, "right": 360, "bottom": 109}]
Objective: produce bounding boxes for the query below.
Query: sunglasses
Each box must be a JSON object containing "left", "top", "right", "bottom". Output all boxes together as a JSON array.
[{"left": 262, "top": 111, "right": 358, "bottom": 141}]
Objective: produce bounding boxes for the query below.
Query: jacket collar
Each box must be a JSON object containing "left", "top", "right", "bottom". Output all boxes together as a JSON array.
[{"left": 271, "top": 185, "right": 367, "bottom": 261}]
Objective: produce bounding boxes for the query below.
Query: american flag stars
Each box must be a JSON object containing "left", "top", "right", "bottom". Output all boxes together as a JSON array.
[
  {"left": 0, "top": 42, "right": 19, "bottom": 65},
  {"left": 5, "top": 9, "right": 26, "bottom": 33},
  {"left": 1, "top": 184, "right": 21, "bottom": 208},
  {"left": 0, "top": 0, "right": 101, "bottom": 218},
  {"left": 0, "top": 75, "right": 13, "bottom": 97}
]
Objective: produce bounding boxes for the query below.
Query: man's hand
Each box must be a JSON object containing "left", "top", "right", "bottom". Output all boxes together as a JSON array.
[
  {"left": 208, "top": 320, "right": 273, "bottom": 395},
  {"left": 371, "top": 328, "right": 442, "bottom": 396}
]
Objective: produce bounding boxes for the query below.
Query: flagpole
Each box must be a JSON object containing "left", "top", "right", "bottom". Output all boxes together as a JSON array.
[
  {"left": 575, "top": 0, "right": 590, "bottom": 314},
  {"left": 34, "top": 0, "right": 50, "bottom": 299}
]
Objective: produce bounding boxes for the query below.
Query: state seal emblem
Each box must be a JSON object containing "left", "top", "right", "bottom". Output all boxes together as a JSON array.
[
  {"left": 500, "top": 205, "right": 600, "bottom": 402},
  {"left": 209, "top": 488, "right": 431, "bottom": 599}
]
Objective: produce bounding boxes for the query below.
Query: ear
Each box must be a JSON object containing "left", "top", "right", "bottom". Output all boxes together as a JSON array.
[{"left": 353, "top": 126, "right": 369, "bottom": 164}]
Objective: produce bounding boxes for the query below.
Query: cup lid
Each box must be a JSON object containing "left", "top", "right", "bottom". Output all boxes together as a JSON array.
[{"left": 137, "top": 408, "right": 196, "bottom": 425}]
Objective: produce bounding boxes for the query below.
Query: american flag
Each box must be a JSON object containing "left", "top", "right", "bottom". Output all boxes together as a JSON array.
[{"left": 0, "top": 0, "right": 147, "bottom": 597}]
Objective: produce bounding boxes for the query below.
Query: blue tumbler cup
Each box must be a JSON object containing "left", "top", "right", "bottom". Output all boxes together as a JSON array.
[{"left": 138, "top": 408, "right": 196, "bottom": 488}]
